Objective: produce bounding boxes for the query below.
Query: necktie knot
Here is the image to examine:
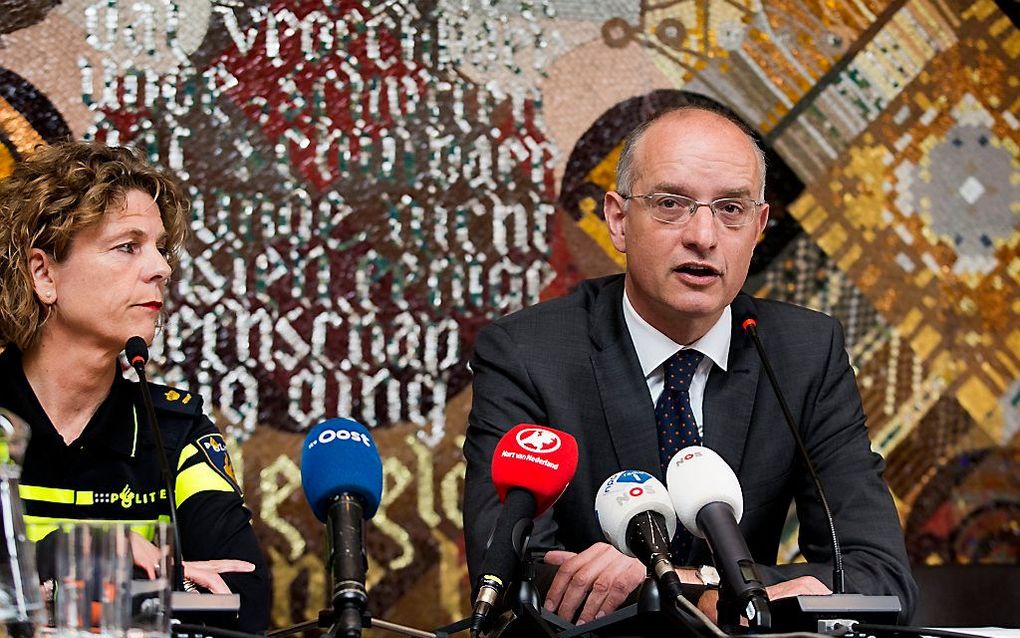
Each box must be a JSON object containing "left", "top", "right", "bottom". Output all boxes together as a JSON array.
[{"left": 663, "top": 349, "right": 704, "bottom": 393}]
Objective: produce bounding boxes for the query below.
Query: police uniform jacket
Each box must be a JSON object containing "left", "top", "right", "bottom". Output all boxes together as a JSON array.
[{"left": 0, "top": 346, "right": 270, "bottom": 632}]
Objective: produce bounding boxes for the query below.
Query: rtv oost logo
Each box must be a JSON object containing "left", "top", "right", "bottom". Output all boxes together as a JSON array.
[{"left": 307, "top": 426, "right": 374, "bottom": 449}]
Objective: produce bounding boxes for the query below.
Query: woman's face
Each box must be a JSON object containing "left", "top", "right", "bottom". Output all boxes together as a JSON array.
[{"left": 39, "top": 189, "right": 172, "bottom": 353}]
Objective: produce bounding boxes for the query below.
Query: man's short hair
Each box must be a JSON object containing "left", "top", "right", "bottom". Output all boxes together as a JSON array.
[
  {"left": 0, "top": 141, "right": 189, "bottom": 349},
  {"left": 615, "top": 103, "right": 768, "bottom": 199}
]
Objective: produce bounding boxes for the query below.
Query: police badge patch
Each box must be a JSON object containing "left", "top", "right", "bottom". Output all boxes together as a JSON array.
[{"left": 197, "top": 433, "right": 242, "bottom": 495}]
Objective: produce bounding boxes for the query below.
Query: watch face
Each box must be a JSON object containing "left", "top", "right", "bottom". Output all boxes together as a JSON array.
[{"left": 699, "top": 565, "right": 721, "bottom": 587}]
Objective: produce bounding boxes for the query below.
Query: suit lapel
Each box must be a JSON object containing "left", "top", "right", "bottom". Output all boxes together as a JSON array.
[
  {"left": 588, "top": 277, "right": 662, "bottom": 479},
  {"left": 702, "top": 310, "right": 760, "bottom": 475}
]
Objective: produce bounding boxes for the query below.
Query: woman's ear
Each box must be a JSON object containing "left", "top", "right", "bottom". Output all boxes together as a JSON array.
[{"left": 29, "top": 248, "right": 57, "bottom": 304}]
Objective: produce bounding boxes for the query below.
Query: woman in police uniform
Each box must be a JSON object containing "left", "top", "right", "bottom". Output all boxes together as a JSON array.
[{"left": 0, "top": 142, "right": 269, "bottom": 632}]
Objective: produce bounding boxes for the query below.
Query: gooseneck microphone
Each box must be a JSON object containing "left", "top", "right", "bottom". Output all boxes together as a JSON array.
[
  {"left": 301, "top": 418, "right": 384, "bottom": 638},
  {"left": 666, "top": 446, "right": 770, "bottom": 629},
  {"left": 124, "top": 336, "right": 185, "bottom": 593},
  {"left": 594, "top": 470, "right": 684, "bottom": 603},
  {"left": 730, "top": 294, "right": 846, "bottom": 595},
  {"left": 470, "top": 424, "right": 579, "bottom": 637}
]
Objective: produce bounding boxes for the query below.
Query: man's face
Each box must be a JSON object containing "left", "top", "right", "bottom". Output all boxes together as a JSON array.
[{"left": 604, "top": 110, "right": 769, "bottom": 344}]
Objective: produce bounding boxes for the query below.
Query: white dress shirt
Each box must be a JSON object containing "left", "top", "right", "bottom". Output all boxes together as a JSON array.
[{"left": 622, "top": 291, "right": 731, "bottom": 438}]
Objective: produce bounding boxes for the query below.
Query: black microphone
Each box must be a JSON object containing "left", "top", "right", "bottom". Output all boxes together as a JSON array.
[
  {"left": 300, "top": 419, "right": 384, "bottom": 638},
  {"left": 730, "top": 295, "right": 846, "bottom": 593},
  {"left": 328, "top": 494, "right": 367, "bottom": 637},
  {"left": 124, "top": 336, "right": 185, "bottom": 593}
]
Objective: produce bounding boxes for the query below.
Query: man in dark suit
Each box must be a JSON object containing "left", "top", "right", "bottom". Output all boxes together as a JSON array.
[{"left": 463, "top": 106, "right": 916, "bottom": 625}]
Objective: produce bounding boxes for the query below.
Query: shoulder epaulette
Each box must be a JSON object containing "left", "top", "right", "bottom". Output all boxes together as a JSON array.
[{"left": 147, "top": 383, "right": 203, "bottom": 416}]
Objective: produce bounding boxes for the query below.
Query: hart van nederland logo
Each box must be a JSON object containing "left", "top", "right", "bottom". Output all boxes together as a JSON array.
[{"left": 516, "top": 427, "right": 562, "bottom": 454}]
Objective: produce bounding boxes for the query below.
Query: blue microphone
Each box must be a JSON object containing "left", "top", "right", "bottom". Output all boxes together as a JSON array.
[{"left": 301, "top": 419, "right": 383, "bottom": 638}]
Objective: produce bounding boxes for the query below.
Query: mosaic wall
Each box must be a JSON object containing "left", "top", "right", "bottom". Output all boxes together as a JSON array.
[{"left": 1, "top": 0, "right": 1017, "bottom": 631}]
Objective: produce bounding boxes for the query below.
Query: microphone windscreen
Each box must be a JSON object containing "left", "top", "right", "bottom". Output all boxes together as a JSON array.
[
  {"left": 301, "top": 418, "right": 383, "bottom": 522},
  {"left": 665, "top": 446, "right": 743, "bottom": 538},
  {"left": 730, "top": 294, "right": 757, "bottom": 331},
  {"left": 491, "top": 424, "right": 578, "bottom": 515},
  {"left": 594, "top": 470, "right": 677, "bottom": 557},
  {"left": 125, "top": 336, "right": 149, "bottom": 365}
]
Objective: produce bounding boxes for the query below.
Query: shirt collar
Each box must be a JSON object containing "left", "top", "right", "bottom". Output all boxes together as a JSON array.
[
  {"left": 92, "top": 373, "right": 146, "bottom": 457},
  {"left": 622, "top": 291, "right": 731, "bottom": 376}
]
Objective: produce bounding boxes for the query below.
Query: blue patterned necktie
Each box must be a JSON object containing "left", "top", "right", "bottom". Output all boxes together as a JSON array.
[{"left": 654, "top": 348, "right": 704, "bottom": 563}]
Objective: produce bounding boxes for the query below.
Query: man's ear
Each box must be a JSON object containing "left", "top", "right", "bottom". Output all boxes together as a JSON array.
[
  {"left": 28, "top": 248, "right": 57, "bottom": 303},
  {"left": 756, "top": 202, "right": 770, "bottom": 240},
  {"left": 604, "top": 191, "right": 628, "bottom": 255}
]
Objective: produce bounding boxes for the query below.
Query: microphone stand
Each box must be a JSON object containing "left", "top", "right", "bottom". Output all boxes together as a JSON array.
[
  {"left": 268, "top": 500, "right": 439, "bottom": 638},
  {"left": 737, "top": 307, "right": 902, "bottom": 631},
  {"left": 268, "top": 611, "right": 442, "bottom": 638},
  {"left": 741, "top": 319, "right": 844, "bottom": 594},
  {"left": 496, "top": 551, "right": 561, "bottom": 638},
  {"left": 126, "top": 337, "right": 186, "bottom": 593},
  {"left": 549, "top": 572, "right": 721, "bottom": 638}
]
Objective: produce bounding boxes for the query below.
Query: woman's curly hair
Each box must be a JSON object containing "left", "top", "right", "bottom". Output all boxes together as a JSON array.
[{"left": 0, "top": 141, "right": 189, "bottom": 350}]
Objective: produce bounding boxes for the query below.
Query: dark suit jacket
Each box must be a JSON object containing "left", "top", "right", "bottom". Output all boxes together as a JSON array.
[{"left": 463, "top": 274, "right": 917, "bottom": 617}]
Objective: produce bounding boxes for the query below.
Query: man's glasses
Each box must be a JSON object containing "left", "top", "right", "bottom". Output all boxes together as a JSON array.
[{"left": 622, "top": 192, "right": 765, "bottom": 228}]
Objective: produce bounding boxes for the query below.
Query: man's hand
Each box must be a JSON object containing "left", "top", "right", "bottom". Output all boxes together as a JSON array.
[
  {"left": 697, "top": 575, "right": 831, "bottom": 623},
  {"left": 128, "top": 531, "right": 255, "bottom": 594},
  {"left": 764, "top": 575, "right": 831, "bottom": 600},
  {"left": 543, "top": 543, "right": 646, "bottom": 624}
]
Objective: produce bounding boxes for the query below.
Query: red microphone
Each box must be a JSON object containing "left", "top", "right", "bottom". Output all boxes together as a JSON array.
[
  {"left": 491, "top": 424, "right": 579, "bottom": 513},
  {"left": 471, "top": 424, "right": 578, "bottom": 636}
]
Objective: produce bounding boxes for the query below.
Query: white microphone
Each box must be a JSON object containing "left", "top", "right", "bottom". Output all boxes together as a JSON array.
[
  {"left": 665, "top": 447, "right": 742, "bottom": 537},
  {"left": 666, "top": 446, "right": 770, "bottom": 628},
  {"left": 595, "top": 470, "right": 683, "bottom": 601}
]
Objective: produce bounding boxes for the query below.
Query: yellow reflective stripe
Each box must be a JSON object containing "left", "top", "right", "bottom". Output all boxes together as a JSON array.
[
  {"left": 177, "top": 443, "right": 200, "bottom": 470},
  {"left": 23, "top": 517, "right": 57, "bottom": 542},
  {"left": 23, "top": 515, "right": 170, "bottom": 543},
  {"left": 175, "top": 462, "right": 235, "bottom": 507},
  {"left": 19, "top": 485, "right": 95, "bottom": 505},
  {"left": 20, "top": 485, "right": 74, "bottom": 504}
]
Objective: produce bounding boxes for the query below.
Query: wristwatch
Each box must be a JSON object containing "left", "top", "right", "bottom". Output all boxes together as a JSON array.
[{"left": 697, "top": 565, "right": 721, "bottom": 589}]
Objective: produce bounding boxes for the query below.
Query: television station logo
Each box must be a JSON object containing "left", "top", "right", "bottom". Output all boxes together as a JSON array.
[
  {"left": 516, "top": 427, "right": 562, "bottom": 454},
  {"left": 604, "top": 470, "right": 655, "bottom": 498}
]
